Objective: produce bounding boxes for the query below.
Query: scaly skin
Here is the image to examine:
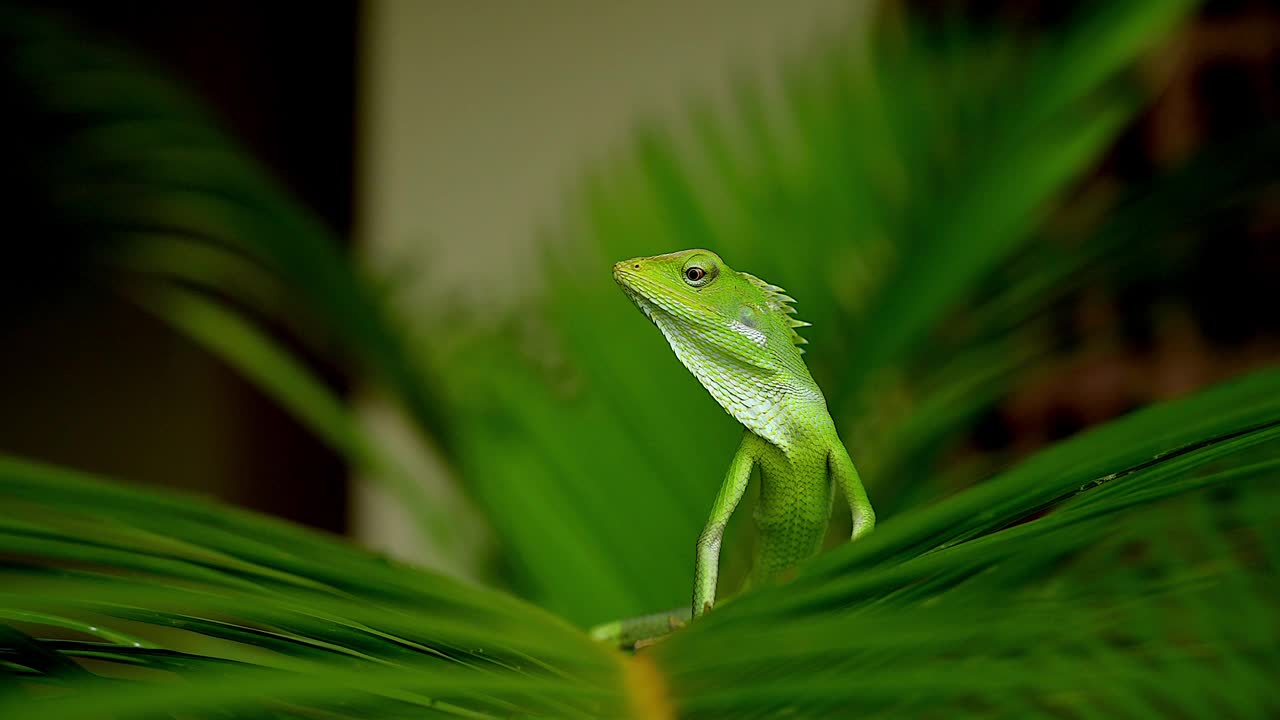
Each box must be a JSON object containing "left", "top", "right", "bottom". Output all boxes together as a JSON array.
[{"left": 612, "top": 249, "right": 875, "bottom": 619}]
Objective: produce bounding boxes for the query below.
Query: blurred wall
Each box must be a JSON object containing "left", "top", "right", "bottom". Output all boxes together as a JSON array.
[
  {"left": 356, "top": 0, "right": 862, "bottom": 307},
  {"left": 353, "top": 0, "right": 865, "bottom": 561}
]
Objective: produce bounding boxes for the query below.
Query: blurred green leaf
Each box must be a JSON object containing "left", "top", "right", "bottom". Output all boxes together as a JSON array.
[
  {"left": 1, "top": 2, "right": 449, "bottom": 495},
  {"left": 429, "top": 0, "right": 1206, "bottom": 622}
]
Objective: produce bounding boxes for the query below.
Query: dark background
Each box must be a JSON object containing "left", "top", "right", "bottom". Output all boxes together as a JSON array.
[{"left": 0, "top": 2, "right": 357, "bottom": 532}]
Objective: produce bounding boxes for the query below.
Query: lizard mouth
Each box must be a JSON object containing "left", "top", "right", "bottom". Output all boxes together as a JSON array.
[
  {"left": 613, "top": 267, "right": 661, "bottom": 323},
  {"left": 613, "top": 261, "right": 718, "bottom": 328}
]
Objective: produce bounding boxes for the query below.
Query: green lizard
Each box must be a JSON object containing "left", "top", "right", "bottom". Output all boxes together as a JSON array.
[{"left": 594, "top": 249, "right": 874, "bottom": 645}]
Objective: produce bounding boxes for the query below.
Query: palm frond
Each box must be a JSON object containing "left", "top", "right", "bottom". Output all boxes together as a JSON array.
[
  {"left": 4, "top": 371, "right": 1278, "bottom": 717},
  {"left": 0, "top": 456, "right": 623, "bottom": 719},
  {"left": 658, "top": 369, "right": 1280, "bottom": 718}
]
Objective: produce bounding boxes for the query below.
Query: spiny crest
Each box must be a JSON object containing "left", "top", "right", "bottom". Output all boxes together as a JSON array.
[{"left": 740, "top": 272, "right": 813, "bottom": 352}]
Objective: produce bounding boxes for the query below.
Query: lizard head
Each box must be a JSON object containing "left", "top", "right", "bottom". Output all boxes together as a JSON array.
[{"left": 612, "top": 249, "right": 817, "bottom": 401}]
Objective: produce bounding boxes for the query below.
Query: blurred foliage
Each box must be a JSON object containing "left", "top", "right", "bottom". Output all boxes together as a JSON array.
[
  {"left": 429, "top": 0, "right": 1277, "bottom": 624},
  {"left": 2, "top": 0, "right": 1279, "bottom": 717},
  {"left": 0, "top": 3, "right": 451, "bottom": 546}
]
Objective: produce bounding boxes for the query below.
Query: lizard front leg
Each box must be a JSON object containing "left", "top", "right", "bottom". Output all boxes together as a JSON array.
[
  {"left": 693, "top": 432, "right": 757, "bottom": 617},
  {"left": 829, "top": 441, "right": 875, "bottom": 541}
]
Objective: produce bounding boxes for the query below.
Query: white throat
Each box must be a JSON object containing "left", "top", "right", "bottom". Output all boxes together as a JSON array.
[{"left": 648, "top": 309, "right": 824, "bottom": 453}]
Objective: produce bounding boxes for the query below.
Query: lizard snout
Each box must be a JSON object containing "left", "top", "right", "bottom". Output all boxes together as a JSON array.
[{"left": 613, "top": 259, "right": 644, "bottom": 284}]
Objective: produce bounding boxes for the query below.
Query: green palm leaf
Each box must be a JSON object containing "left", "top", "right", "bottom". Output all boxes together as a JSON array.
[{"left": 4, "top": 369, "right": 1278, "bottom": 717}]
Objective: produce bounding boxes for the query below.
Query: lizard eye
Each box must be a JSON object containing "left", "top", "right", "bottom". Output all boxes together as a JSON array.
[{"left": 682, "top": 255, "right": 718, "bottom": 286}]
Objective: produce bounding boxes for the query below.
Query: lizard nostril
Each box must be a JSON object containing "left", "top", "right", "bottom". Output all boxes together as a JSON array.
[{"left": 633, "top": 264, "right": 640, "bottom": 269}]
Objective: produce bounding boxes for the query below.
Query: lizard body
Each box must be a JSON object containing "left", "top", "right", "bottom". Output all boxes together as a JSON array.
[{"left": 611, "top": 249, "right": 874, "bottom": 619}]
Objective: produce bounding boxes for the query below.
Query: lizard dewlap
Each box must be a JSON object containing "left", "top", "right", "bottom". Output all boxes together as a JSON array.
[{"left": 613, "top": 249, "right": 875, "bottom": 619}]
